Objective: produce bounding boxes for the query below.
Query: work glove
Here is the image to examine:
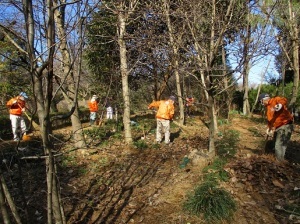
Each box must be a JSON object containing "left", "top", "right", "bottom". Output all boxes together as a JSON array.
[
  {"left": 274, "top": 103, "right": 282, "bottom": 111},
  {"left": 266, "top": 128, "right": 274, "bottom": 137},
  {"left": 21, "top": 108, "right": 26, "bottom": 112}
]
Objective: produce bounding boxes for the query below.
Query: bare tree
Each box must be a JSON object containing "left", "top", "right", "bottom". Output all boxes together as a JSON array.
[
  {"left": 162, "top": 0, "right": 185, "bottom": 125},
  {"left": 180, "top": 0, "right": 239, "bottom": 154},
  {"left": 0, "top": 0, "right": 92, "bottom": 222},
  {"left": 20, "top": 0, "right": 65, "bottom": 222},
  {"left": 264, "top": 0, "right": 300, "bottom": 109},
  {"left": 238, "top": 1, "right": 277, "bottom": 116},
  {"left": 101, "top": 1, "right": 141, "bottom": 143},
  {"left": 53, "top": 0, "right": 87, "bottom": 149}
]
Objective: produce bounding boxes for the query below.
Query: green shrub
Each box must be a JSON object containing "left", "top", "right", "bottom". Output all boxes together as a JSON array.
[
  {"left": 183, "top": 181, "right": 236, "bottom": 223},
  {"left": 133, "top": 139, "right": 148, "bottom": 149},
  {"left": 217, "top": 119, "right": 229, "bottom": 126},
  {"left": 202, "top": 158, "right": 229, "bottom": 182},
  {"left": 83, "top": 127, "right": 106, "bottom": 140},
  {"left": 216, "top": 129, "right": 239, "bottom": 158}
]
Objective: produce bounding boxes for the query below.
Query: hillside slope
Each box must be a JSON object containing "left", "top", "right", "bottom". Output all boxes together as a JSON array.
[{"left": 0, "top": 114, "right": 299, "bottom": 224}]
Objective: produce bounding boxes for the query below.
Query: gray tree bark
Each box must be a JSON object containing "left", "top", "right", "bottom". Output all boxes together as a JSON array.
[
  {"left": 113, "top": 1, "right": 140, "bottom": 143},
  {"left": 163, "top": 0, "right": 185, "bottom": 125},
  {"left": 53, "top": 0, "right": 86, "bottom": 149}
]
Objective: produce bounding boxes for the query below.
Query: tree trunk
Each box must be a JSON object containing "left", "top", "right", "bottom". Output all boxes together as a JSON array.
[
  {"left": 288, "top": 0, "right": 299, "bottom": 109},
  {"left": 118, "top": 11, "right": 132, "bottom": 143},
  {"left": 0, "top": 176, "right": 11, "bottom": 224},
  {"left": 51, "top": 156, "right": 65, "bottom": 224},
  {"left": 53, "top": 0, "right": 86, "bottom": 148},
  {"left": 242, "top": 63, "right": 251, "bottom": 115},
  {"left": 22, "top": 0, "right": 60, "bottom": 221},
  {"left": 208, "top": 0, "right": 218, "bottom": 137},
  {"left": 222, "top": 43, "right": 230, "bottom": 119},
  {"left": 242, "top": 4, "right": 251, "bottom": 116},
  {"left": 208, "top": 94, "right": 217, "bottom": 154},
  {"left": 0, "top": 171, "right": 22, "bottom": 224},
  {"left": 164, "top": 0, "right": 185, "bottom": 125}
]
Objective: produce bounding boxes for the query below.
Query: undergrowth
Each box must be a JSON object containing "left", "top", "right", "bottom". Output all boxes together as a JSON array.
[
  {"left": 133, "top": 139, "right": 148, "bottom": 149},
  {"left": 202, "top": 158, "right": 229, "bottom": 182},
  {"left": 216, "top": 129, "right": 240, "bottom": 158},
  {"left": 183, "top": 128, "right": 240, "bottom": 222},
  {"left": 183, "top": 181, "right": 236, "bottom": 223}
]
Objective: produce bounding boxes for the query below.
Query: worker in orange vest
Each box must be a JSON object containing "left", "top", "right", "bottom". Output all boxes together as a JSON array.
[
  {"left": 6, "top": 92, "right": 29, "bottom": 141},
  {"left": 259, "top": 93, "right": 294, "bottom": 161},
  {"left": 88, "top": 95, "right": 99, "bottom": 126},
  {"left": 148, "top": 96, "right": 176, "bottom": 144}
]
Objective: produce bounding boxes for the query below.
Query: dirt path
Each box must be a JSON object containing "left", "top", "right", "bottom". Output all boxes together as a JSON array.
[
  {"left": 133, "top": 116, "right": 300, "bottom": 224},
  {"left": 224, "top": 116, "right": 300, "bottom": 224}
]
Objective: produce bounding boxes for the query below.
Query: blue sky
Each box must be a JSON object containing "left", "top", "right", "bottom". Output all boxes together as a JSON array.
[{"left": 248, "top": 55, "right": 279, "bottom": 85}]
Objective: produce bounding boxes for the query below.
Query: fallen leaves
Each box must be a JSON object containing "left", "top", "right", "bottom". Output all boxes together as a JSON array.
[{"left": 225, "top": 154, "right": 300, "bottom": 223}]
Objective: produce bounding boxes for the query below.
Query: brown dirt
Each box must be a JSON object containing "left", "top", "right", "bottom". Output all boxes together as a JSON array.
[{"left": 1, "top": 114, "right": 300, "bottom": 224}]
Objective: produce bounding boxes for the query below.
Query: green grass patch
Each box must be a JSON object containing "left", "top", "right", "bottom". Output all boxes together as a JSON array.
[
  {"left": 183, "top": 181, "right": 236, "bottom": 223},
  {"left": 217, "top": 119, "right": 229, "bottom": 126}
]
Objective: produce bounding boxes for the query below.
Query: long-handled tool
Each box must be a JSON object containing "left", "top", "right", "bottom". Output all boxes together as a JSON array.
[
  {"left": 17, "top": 101, "right": 39, "bottom": 131},
  {"left": 263, "top": 131, "right": 275, "bottom": 154},
  {"left": 262, "top": 134, "right": 269, "bottom": 154},
  {"left": 23, "top": 111, "right": 39, "bottom": 131}
]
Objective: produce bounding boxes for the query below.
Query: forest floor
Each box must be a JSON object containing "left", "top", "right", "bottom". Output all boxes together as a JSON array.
[{"left": 1, "top": 113, "right": 300, "bottom": 224}]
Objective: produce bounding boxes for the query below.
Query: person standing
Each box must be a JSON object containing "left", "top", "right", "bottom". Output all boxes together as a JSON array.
[
  {"left": 106, "top": 105, "right": 114, "bottom": 120},
  {"left": 88, "top": 95, "right": 99, "bottom": 126},
  {"left": 259, "top": 93, "right": 294, "bottom": 161},
  {"left": 148, "top": 96, "right": 176, "bottom": 144},
  {"left": 106, "top": 104, "right": 113, "bottom": 120},
  {"left": 6, "top": 92, "right": 29, "bottom": 141},
  {"left": 185, "top": 96, "right": 195, "bottom": 116}
]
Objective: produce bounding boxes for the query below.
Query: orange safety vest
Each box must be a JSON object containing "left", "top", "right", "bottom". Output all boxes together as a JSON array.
[
  {"left": 88, "top": 100, "right": 98, "bottom": 112},
  {"left": 148, "top": 100, "right": 174, "bottom": 120},
  {"left": 6, "top": 97, "right": 26, "bottom": 116},
  {"left": 266, "top": 96, "right": 293, "bottom": 129}
]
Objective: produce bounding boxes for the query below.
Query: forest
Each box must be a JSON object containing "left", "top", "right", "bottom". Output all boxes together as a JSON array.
[{"left": 0, "top": 0, "right": 300, "bottom": 223}]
